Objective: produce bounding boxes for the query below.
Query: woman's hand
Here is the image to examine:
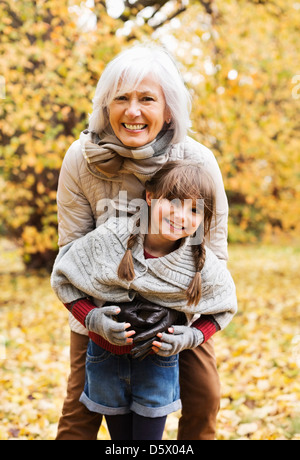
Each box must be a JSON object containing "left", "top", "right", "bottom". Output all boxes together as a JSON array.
[{"left": 152, "top": 326, "right": 204, "bottom": 357}]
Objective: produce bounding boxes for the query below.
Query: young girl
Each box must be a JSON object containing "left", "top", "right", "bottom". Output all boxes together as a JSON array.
[{"left": 51, "top": 161, "right": 237, "bottom": 440}]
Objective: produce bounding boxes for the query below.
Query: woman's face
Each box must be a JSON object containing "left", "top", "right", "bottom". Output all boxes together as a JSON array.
[{"left": 108, "top": 75, "right": 170, "bottom": 147}]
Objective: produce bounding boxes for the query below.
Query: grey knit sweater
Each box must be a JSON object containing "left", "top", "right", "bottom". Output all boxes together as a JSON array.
[{"left": 51, "top": 217, "right": 237, "bottom": 329}]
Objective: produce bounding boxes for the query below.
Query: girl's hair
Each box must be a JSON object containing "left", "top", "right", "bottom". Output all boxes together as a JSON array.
[
  {"left": 117, "top": 161, "right": 216, "bottom": 307},
  {"left": 88, "top": 43, "right": 192, "bottom": 144}
]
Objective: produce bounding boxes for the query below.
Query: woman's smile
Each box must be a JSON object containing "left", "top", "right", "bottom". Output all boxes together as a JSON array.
[
  {"left": 122, "top": 123, "right": 147, "bottom": 131},
  {"left": 109, "top": 75, "right": 170, "bottom": 147}
]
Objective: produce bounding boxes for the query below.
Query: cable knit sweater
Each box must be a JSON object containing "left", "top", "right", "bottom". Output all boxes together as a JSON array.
[{"left": 51, "top": 217, "right": 237, "bottom": 330}]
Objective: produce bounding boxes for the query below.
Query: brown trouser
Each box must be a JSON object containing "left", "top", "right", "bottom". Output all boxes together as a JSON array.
[{"left": 56, "top": 331, "right": 220, "bottom": 440}]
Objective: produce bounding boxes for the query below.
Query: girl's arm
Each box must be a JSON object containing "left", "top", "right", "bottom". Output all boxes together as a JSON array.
[
  {"left": 51, "top": 237, "right": 133, "bottom": 347},
  {"left": 64, "top": 297, "right": 96, "bottom": 327},
  {"left": 51, "top": 240, "right": 90, "bottom": 304},
  {"left": 191, "top": 315, "right": 220, "bottom": 343},
  {"left": 50, "top": 229, "right": 111, "bottom": 307},
  {"left": 151, "top": 316, "right": 219, "bottom": 356}
]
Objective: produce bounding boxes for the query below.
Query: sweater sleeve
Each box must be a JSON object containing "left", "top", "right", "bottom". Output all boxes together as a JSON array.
[
  {"left": 191, "top": 315, "right": 220, "bottom": 343},
  {"left": 50, "top": 227, "right": 114, "bottom": 305},
  {"left": 65, "top": 297, "right": 96, "bottom": 327},
  {"left": 50, "top": 222, "right": 130, "bottom": 307},
  {"left": 50, "top": 240, "right": 90, "bottom": 304}
]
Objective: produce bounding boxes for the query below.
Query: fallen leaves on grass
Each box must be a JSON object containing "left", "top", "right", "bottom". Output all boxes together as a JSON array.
[
  {"left": 0, "top": 240, "right": 299, "bottom": 440},
  {"left": 0, "top": 239, "right": 70, "bottom": 440},
  {"left": 214, "top": 245, "right": 300, "bottom": 440}
]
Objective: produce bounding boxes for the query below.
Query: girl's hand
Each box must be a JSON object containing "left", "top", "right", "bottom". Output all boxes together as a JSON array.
[
  {"left": 85, "top": 306, "right": 135, "bottom": 346},
  {"left": 152, "top": 328, "right": 174, "bottom": 353},
  {"left": 152, "top": 326, "right": 204, "bottom": 356}
]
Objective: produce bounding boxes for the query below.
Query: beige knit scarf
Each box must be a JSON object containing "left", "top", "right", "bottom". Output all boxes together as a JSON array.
[{"left": 80, "top": 128, "right": 174, "bottom": 182}]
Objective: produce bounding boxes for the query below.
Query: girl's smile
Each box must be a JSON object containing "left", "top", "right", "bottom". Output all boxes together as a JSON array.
[{"left": 165, "top": 218, "right": 185, "bottom": 231}]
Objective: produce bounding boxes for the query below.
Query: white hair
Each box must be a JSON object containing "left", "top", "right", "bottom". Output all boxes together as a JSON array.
[{"left": 88, "top": 44, "right": 192, "bottom": 144}]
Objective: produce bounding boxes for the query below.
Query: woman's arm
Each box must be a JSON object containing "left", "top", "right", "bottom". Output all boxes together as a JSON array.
[
  {"left": 56, "top": 141, "right": 95, "bottom": 247},
  {"left": 183, "top": 137, "right": 229, "bottom": 263}
]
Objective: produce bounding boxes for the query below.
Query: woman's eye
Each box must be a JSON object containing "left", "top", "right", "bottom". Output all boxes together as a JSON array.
[
  {"left": 115, "top": 95, "right": 127, "bottom": 101},
  {"left": 142, "top": 96, "right": 155, "bottom": 102}
]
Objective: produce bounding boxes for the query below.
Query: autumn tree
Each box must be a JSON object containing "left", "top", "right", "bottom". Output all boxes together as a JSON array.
[
  {"left": 107, "top": 0, "right": 300, "bottom": 242},
  {"left": 1, "top": 0, "right": 299, "bottom": 270},
  {"left": 163, "top": 0, "right": 300, "bottom": 242},
  {"left": 0, "top": 0, "right": 123, "bottom": 269}
]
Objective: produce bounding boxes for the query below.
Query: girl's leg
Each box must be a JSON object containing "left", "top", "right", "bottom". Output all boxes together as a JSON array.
[
  {"left": 132, "top": 413, "right": 167, "bottom": 440},
  {"left": 105, "top": 413, "right": 167, "bottom": 440},
  {"left": 105, "top": 413, "right": 133, "bottom": 440}
]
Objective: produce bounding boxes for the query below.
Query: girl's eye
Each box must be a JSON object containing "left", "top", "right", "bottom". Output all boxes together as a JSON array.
[{"left": 192, "top": 207, "right": 203, "bottom": 215}]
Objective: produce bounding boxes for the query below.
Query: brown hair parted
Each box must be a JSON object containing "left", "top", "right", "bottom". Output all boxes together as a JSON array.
[{"left": 117, "top": 160, "right": 216, "bottom": 307}]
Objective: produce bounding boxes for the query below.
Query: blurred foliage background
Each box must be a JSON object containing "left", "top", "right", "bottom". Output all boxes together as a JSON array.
[
  {"left": 1, "top": 0, "right": 300, "bottom": 441},
  {"left": 0, "top": 0, "right": 299, "bottom": 268}
]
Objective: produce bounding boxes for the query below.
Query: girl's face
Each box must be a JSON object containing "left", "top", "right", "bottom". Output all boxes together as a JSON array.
[
  {"left": 146, "top": 192, "right": 204, "bottom": 244},
  {"left": 108, "top": 75, "right": 170, "bottom": 148}
]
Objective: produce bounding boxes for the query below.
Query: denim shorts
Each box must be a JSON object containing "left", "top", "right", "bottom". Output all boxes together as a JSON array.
[{"left": 79, "top": 340, "right": 181, "bottom": 418}]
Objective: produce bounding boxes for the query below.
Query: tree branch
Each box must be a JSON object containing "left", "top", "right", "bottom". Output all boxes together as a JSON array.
[
  {"left": 151, "top": 5, "right": 187, "bottom": 29},
  {"left": 123, "top": 0, "right": 169, "bottom": 9}
]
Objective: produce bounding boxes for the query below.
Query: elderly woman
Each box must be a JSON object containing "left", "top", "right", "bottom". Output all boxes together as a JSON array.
[{"left": 55, "top": 44, "right": 228, "bottom": 440}]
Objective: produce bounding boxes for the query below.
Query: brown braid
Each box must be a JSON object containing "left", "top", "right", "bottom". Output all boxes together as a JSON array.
[
  {"left": 185, "top": 242, "right": 206, "bottom": 306},
  {"left": 117, "top": 232, "right": 138, "bottom": 281}
]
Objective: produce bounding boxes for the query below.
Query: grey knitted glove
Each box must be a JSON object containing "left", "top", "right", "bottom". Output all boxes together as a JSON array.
[
  {"left": 85, "top": 306, "right": 132, "bottom": 346},
  {"left": 154, "top": 326, "right": 204, "bottom": 357}
]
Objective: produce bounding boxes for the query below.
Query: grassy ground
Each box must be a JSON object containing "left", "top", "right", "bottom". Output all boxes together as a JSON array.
[{"left": 0, "top": 239, "right": 299, "bottom": 440}]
